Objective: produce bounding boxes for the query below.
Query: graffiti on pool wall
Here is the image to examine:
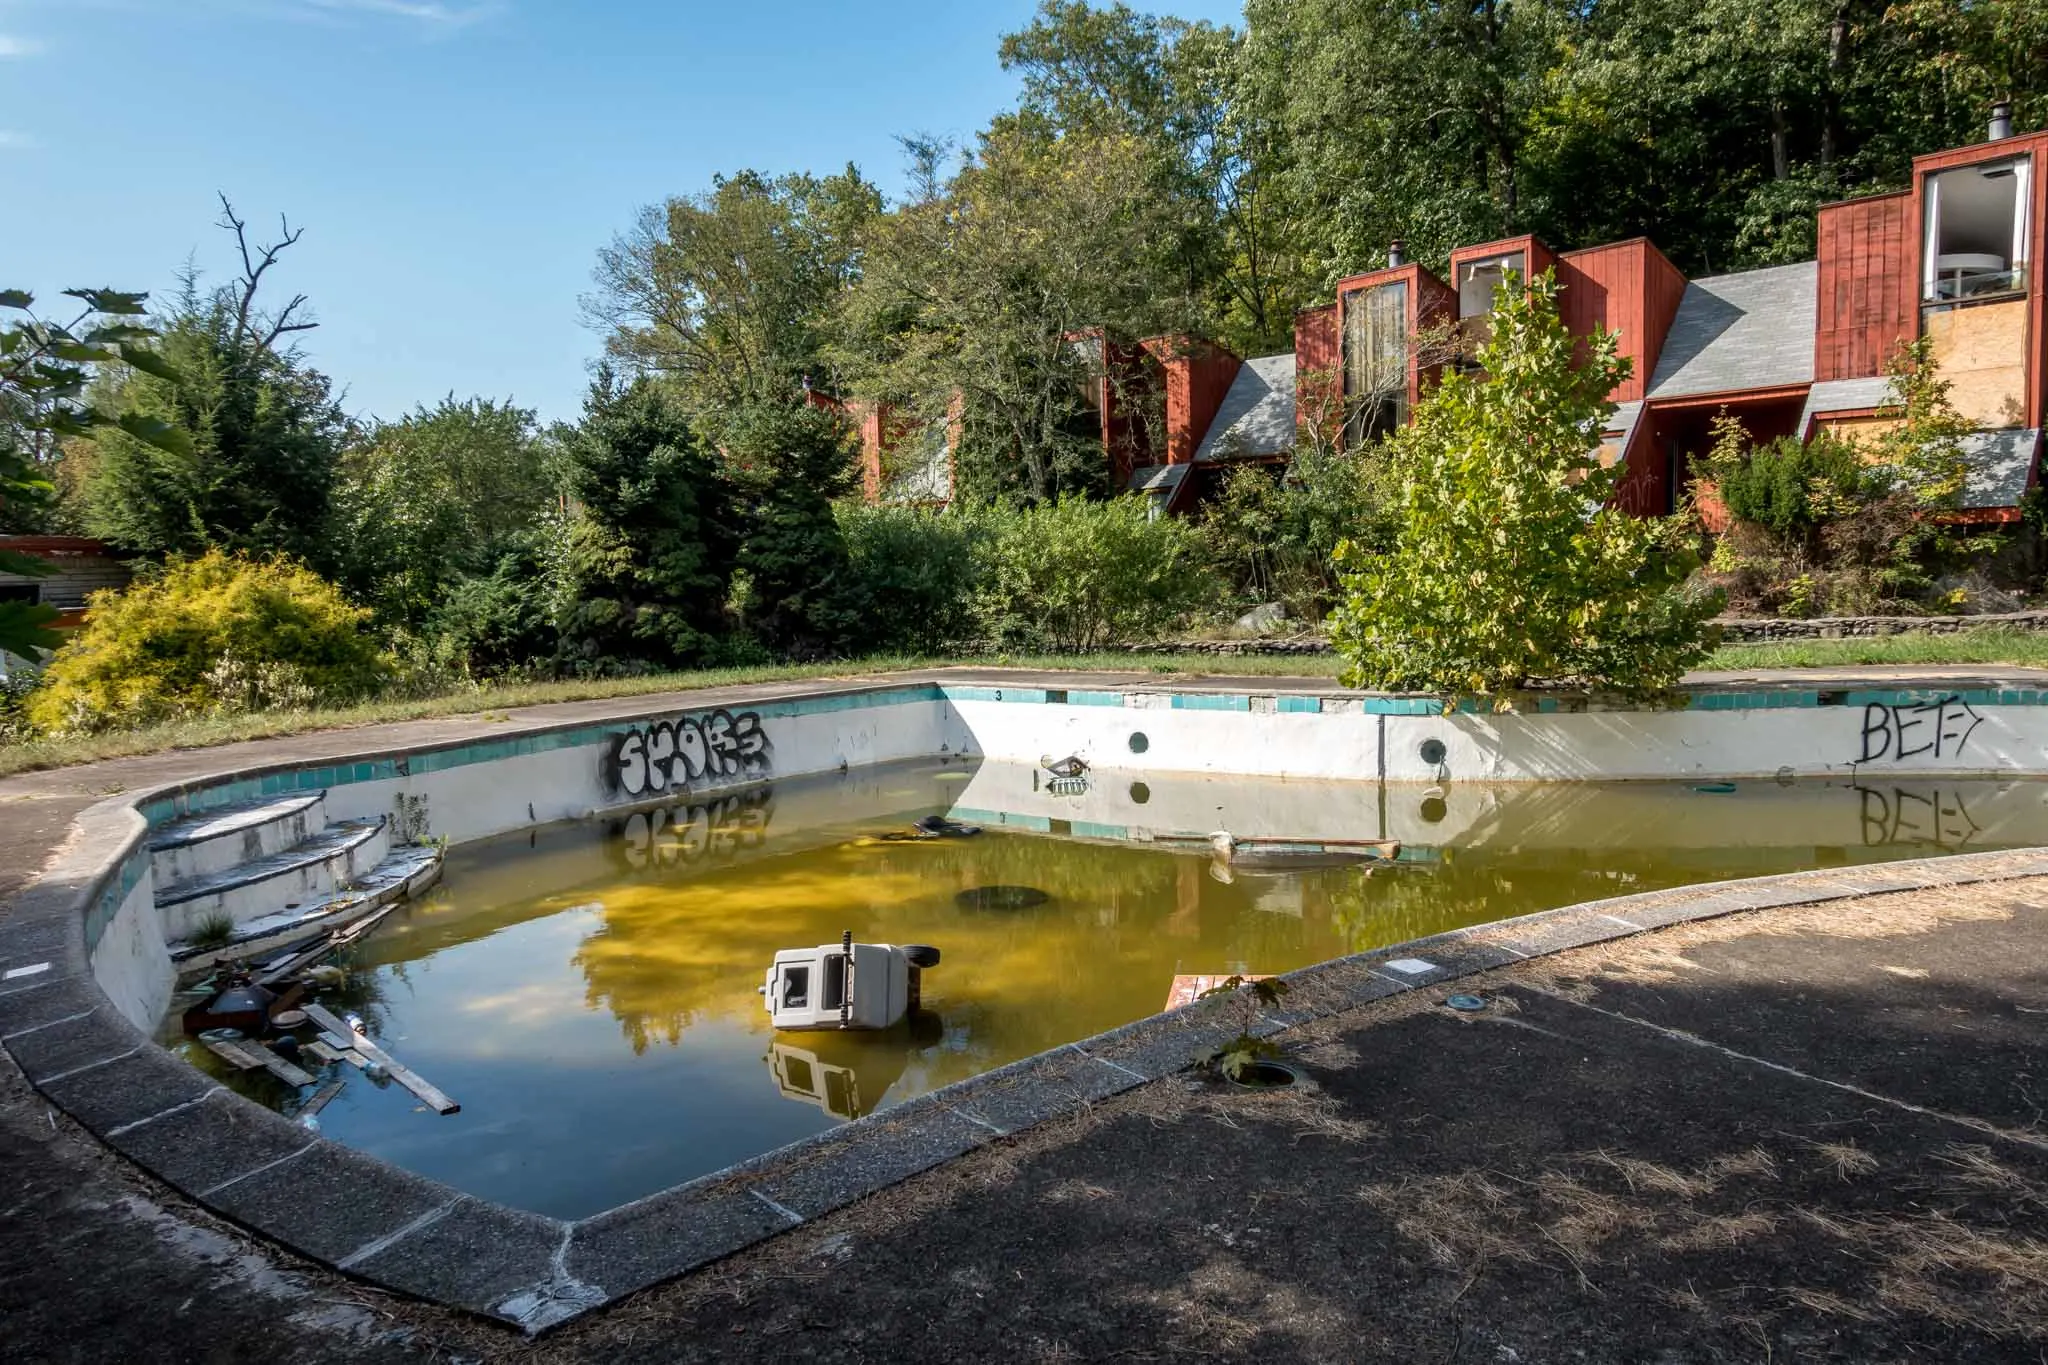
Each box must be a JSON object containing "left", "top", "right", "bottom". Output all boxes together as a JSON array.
[
  {"left": 618, "top": 788, "right": 775, "bottom": 871},
  {"left": 1856, "top": 785, "right": 1980, "bottom": 850},
  {"left": 605, "top": 709, "right": 771, "bottom": 797},
  {"left": 1853, "top": 694, "right": 1983, "bottom": 765}
]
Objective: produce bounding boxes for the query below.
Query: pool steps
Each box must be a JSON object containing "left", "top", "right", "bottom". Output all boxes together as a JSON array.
[{"left": 150, "top": 791, "right": 443, "bottom": 965}]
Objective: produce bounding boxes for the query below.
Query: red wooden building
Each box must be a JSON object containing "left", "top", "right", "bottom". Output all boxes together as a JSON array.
[{"left": 1115, "top": 112, "right": 2045, "bottom": 522}]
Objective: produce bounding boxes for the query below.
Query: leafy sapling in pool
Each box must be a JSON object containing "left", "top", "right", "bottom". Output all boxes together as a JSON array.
[{"left": 1195, "top": 974, "right": 1292, "bottom": 1084}]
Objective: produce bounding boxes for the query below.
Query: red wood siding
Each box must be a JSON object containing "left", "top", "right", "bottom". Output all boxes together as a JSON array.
[
  {"left": 1334, "top": 263, "right": 1455, "bottom": 413},
  {"left": 1815, "top": 192, "right": 1912, "bottom": 381},
  {"left": 1413, "top": 270, "right": 1457, "bottom": 404},
  {"left": 1142, "top": 337, "right": 1242, "bottom": 465},
  {"left": 1101, "top": 339, "right": 1162, "bottom": 487},
  {"left": 1294, "top": 303, "right": 1340, "bottom": 441},
  {"left": 1556, "top": 238, "right": 1686, "bottom": 403}
]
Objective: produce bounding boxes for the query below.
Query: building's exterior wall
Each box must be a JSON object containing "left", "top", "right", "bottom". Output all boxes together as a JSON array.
[
  {"left": 0, "top": 537, "right": 131, "bottom": 615},
  {"left": 1556, "top": 239, "right": 1687, "bottom": 404},
  {"left": 1141, "top": 337, "right": 1241, "bottom": 467},
  {"left": 1815, "top": 191, "right": 1914, "bottom": 382},
  {"left": 1294, "top": 303, "right": 1341, "bottom": 442},
  {"left": 1910, "top": 130, "right": 2048, "bottom": 430},
  {"left": 1924, "top": 299, "right": 2033, "bottom": 426}
]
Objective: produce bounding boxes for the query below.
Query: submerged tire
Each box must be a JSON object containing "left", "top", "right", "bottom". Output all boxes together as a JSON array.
[
  {"left": 903, "top": 944, "right": 942, "bottom": 969},
  {"left": 955, "top": 885, "right": 1051, "bottom": 912}
]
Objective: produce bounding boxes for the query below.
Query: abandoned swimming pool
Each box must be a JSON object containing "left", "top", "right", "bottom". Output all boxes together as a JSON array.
[
  {"left": 161, "top": 757, "right": 2048, "bottom": 1219},
  {"left": 28, "top": 671, "right": 2048, "bottom": 1323}
]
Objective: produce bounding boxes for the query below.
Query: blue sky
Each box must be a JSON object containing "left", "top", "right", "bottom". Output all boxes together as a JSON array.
[{"left": 1, "top": 0, "right": 1243, "bottom": 426}]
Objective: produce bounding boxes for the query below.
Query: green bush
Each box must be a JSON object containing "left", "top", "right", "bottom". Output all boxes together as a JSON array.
[
  {"left": 1704, "top": 422, "right": 1867, "bottom": 542},
  {"left": 969, "top": 495, "right": 1214, "bottom": 651},
  {"left": 1330, "top": 274, "right": 1718, "bottom": 698},
  {"left": 836, "top": 503, "right": 980, "bottom": 654},
  {"left": 26, "top": 550, "right": 389, "bottom": 734},
  {"left": 1200, "top": 443, "right": 1397, "bottom": 623},
  {"left": 424, "top": 548, "right": 562, "bottom": 679}
]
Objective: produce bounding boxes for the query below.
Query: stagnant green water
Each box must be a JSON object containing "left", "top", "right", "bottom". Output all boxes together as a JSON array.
[{"left": 169, "top": 760, "right": 2048, "bottom": 1218}]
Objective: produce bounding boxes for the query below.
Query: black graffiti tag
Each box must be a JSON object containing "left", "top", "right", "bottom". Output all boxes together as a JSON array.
[
  {"left": 619, "top": 788, "right": 775, "bottom": 870},
  {"left": 1854, "top": 695, "right": 1983, "bottom": 765},
  {"left": 607, "top": 709, "right": 772, "bottom": 798},
  {"left": 1856, "top": 785, "right": 1980, "bottom": 850}
]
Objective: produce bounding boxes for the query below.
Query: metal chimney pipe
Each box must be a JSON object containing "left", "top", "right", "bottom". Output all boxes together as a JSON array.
[
  {"left": 1990, "top": 101, "right": 2015, "bottom": 141},
  {"left": 1387, "top": 239, "right": 1406, "bottom": 268}
]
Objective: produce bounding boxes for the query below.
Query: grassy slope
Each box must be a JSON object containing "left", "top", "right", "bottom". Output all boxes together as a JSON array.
[{"left": 5, "top": 630, "right": 2045, "bottom": 780}]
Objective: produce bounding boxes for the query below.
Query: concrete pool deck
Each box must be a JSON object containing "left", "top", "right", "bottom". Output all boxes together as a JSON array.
[{"left": 8, "top": 664, "right": 2048, "bottom": 1360}]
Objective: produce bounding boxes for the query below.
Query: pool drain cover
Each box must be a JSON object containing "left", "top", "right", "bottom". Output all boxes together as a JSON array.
[
  {"left": 956, "top": 885, "right": 1051, "bottom": 911},
  {"left": 1445, "top": 994, "right": 1487, "bottom": 1012}
]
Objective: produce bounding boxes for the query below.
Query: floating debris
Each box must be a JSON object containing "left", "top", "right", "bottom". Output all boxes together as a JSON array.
[
  {"left": 1208, "top": 831, "right": 1401, "bottom": 870},
  {"left": 861, "top": 815, "right": 983, "bottom": 844},
  {"left": 956, "top": 885, "right": 1051, "bottom": 911},
  {"left": 304, "top": 1003, "right": 459, "bottom": 1115},
  {"left": 1444, "top": 993, "right": 1488, "bottom": 1012},
  {"left": 761, "top": 931, "right": 941, "bottom": 1032}
]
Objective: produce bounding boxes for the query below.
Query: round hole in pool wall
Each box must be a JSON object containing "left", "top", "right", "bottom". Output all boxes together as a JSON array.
[
  {"left": 1419, "top": 738, "right": 1447, "bottom": 766},
  {"left": 1128, "top": 732, "right": 1150, "bottom": 754},
  {"left": 1128, "top": 781, "right": 1152, "bottom": 805},
  {"left": 1420, "top": 796, "right": 1448, "bottom": 824}
]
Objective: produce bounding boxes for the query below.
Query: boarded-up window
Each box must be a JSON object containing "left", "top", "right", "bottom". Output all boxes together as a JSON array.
[{"left": 1342, "top": 280, "right": 1407, "bottom": 442}]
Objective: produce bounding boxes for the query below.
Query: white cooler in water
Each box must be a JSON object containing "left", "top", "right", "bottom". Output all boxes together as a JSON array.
[{"left": 761, "top": 937, "right": 939, "bottom": 1031}]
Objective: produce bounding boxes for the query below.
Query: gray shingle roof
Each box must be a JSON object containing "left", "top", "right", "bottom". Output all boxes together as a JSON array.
[
  {"left": 1646, "top": 261, "right": 1817, "bottom": 400},
  {"left": 1127, "top": 462, "right": 1190, "bottom": 495},
  {"left": 1961, "top": 427, "right": 2040, "bottom": 510},
  {"left": 1194, "top": 353, "right": 1296, "bottom": 461},
  {"left": 1798, "top": 376, "right": 1898, "bottom": 435}
]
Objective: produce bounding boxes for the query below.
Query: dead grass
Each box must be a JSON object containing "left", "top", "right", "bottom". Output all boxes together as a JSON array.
[
  {"left": 1526, "top": 881, "right": 2033, "bottom": 1000},
  {"left": 1811, "top": 1140, "right": 1881, "bottom": 1181}
]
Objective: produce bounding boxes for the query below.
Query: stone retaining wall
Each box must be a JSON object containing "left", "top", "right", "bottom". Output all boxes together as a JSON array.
[{"left": 1128, "top": 610, "right": 2048, "bottom": 656}]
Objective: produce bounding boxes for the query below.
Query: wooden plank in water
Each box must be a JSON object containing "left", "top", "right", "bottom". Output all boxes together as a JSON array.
[
  {"left": 303, "top": 1004, "right": 459, "bottom": 1115},
  {"left": 299, "top": 1079, "right": 344, "bottom": 1119},
  {"left": 258, "top": 1050, "right": 315, "bottom": 1087},
  {"left": 201, "top": 1036, "right": 267, "bottom": 1070},
  {"left": 254, "top": 903, "right": 400, "bottom": 989},
  {"left": 203, "top": 1035, "right": 314, "bottom": 1086}
]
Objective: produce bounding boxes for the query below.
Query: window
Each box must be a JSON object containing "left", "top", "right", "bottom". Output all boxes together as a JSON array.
[
  {"left": 1458, "top": 252, "right": 1524, "bottom": 318},
  {"left": 1923, "top": 157, "right": 2032, "bottom": 302},
  {"left": 0, "top": 584, "right": 39, "bottom": 605},
  {"left": 1342, "top": 279, "right": 1408, "bottom": 442},
  {"left": 780, "top": 965, "right": 810, "bottom": 1009}
]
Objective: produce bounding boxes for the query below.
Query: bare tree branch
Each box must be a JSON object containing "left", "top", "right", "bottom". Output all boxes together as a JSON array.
[{"left": 216, "top": 193, "right": 312, "bottom": 354}]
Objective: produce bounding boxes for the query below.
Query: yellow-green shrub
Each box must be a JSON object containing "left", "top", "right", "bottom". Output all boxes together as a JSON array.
[{"left": 27, "top": 550, "right": 390, "bottom": 735}]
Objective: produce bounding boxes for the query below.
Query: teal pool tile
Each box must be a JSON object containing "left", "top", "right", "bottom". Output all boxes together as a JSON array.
[
  {"left": 1070, "top": 822, "right": 1130, "bottom": 841},
  {"left": 1277, "top": 695, "right": 1322, "bottom": 714},
  {"left": 1068, "top": 690, "right": 1125, "bottom": 707},
  {"left": 1364, "top": 696, "right": 1442, "bottom": 715},
  {"left": 940, "top": 685, "right": 1046, "bottom": 704}
]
